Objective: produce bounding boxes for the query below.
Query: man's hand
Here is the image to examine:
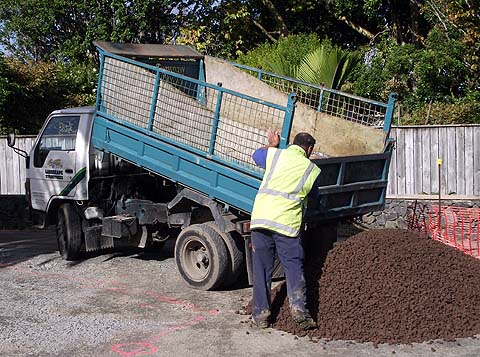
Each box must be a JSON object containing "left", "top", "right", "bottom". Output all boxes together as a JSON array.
[{"left": 267, "top": 129, "right": 280, "bottom": 148}]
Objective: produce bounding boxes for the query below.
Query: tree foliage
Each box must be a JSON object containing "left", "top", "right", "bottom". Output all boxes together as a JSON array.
[
  {"left": 237, "top": 35, "right": 360, "bottom": 92},
  {"left": 296, "top": 43, "right": 361, "bottom": 90},
  {"left": 236, "top": 34, "right": 321, "bottom": 71},
  {"left": 176, "top": 0, "right": 369, "bottom": 57},
  {"left": 346, "top": 1, "right": 480, "bottom": 124},
  {"left": 0, "top": 0, "right": 193, "bottom": 63},
  {"left": 421, "top": 0, "right": 480, "bottom": 87},
  {"left": 322, "top": 0, "right": 429, "bottom": 46},
  {"left": 0, "top": 0, "right": 479, "bottom": 130},
  {"left": 0, "top": 58, "right": 95, "bottom": 134}
]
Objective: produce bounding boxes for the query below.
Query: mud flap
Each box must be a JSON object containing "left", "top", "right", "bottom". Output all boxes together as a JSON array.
[{"left": 85, "top": 225, "right": 114, "bottom": 251}]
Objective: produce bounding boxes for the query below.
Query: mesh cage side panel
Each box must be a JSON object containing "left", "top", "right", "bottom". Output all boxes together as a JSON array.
[
  {"left": 153, "top": 73, "right": 214, "bottom": 152},
  {"left": 101, "top": 57, "right": 155, "bottom": 129},
  {"left": 214, "top": 92, "right": 284, "bottom": 169},
  {"left": 241, "top": 69, "right": 387, "bottom": 127},
  {"left": 100, "top": 56, "right": 288, "bottom": 171}
]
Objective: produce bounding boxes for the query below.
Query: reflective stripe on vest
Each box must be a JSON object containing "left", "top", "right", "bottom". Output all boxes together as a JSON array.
[
  {"left": 250, "top": 145, "right": 321, "bottom": 237},
  {"left": 258, "top": 152, "right": 316, "bottom": 203},
  {"left": 249, "top": 219, "right": 299, "bottom": 236}
]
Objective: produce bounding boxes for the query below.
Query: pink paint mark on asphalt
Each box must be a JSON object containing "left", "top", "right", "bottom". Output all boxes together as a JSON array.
[
  {"left": 111, "top": 342, "right": 158, "bottom": 357},
  {"left": 111, "top": 316, "right": 206, "bottom": 356},
  {"left": 145, "top": 291, "right": 219, "bottom": 316},
  {"left": 4, "top": 264, "right": 220, "bottom": 356}
]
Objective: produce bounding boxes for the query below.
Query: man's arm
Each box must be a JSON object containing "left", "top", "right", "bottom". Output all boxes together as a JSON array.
[{"left": 252, "top": 129, "right": 280, "bottom": 169}]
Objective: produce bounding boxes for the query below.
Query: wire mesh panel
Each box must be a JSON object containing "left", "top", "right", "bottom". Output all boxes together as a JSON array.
[
  {"left": 318, "top": 91, "right": 387, "bottom": 127},
  {"left": 97, "top": 53, "right": 291, "bottom": 173},
  {"left": 101, "top": 57, "right": 155, "bottom": 129},
  {"left": 214, "top": 92, "right": 285, "bottom": 169},
  {"left": 153, "top": 72, "right": 214, "bottom": 152},
  {"left": 235, "top": 64, "right": 388, "bottom": 127}
]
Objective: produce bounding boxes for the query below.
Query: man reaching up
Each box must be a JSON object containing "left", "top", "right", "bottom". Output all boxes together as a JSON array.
[{"left": 250, "top": 130, "right": 321, "bottom": 330}]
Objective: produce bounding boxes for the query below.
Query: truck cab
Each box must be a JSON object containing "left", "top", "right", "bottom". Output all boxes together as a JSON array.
[{"left": 26, "top": 107, "right": 94, "bottom": 215}]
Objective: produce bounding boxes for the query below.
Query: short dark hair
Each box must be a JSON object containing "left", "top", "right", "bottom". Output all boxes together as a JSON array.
[{"left": 293, "top": 132, "right": 316, "bottom": 149}]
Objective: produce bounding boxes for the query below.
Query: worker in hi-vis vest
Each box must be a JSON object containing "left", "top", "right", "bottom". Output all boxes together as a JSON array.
[{"left": 250, "top": 129, "right": 321, "bottom": 330}]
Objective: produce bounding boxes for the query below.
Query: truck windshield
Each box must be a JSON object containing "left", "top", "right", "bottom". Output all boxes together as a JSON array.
[{"left": 33, "top": 115, "right": 80, "bottom": 168}]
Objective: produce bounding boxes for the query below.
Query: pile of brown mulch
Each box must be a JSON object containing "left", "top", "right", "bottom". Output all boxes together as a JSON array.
[{"left": 249, "top": 228, "right": 480, "bottom": 344}]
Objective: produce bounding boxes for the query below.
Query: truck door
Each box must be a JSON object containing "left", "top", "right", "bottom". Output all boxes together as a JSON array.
[{"left": 28, "top": 115, "right": 82, "bottom": 212}]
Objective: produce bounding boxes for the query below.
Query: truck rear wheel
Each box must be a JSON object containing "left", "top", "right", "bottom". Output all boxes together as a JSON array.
[
  {"left": 204, "top": 222, "right": 244, "bottom": 288},
  {"left": 175, "top": 223, "right": 229, "bottom": 290},
  {"left": 57, "top": 203, "right": 83, "bottom": 260}
]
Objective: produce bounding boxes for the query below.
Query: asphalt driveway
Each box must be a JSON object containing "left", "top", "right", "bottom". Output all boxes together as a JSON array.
[{"left": 1, "top": 229, "right": 479, "bottom": 357}]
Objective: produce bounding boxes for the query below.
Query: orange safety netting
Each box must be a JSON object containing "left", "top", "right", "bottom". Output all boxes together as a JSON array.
[{"left": 407, "top": 201, "right": 480, "bottom": 259}]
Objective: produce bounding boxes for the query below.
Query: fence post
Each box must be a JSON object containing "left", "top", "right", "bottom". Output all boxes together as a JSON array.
[
  {"left": 95, "top": 51, "right": 106, "bottom": 113},
  {"left": 196, "top": 59, "right": 206, "bottom": 105},
  {"left": 437, "top": 158, "right": 443, "bottom": 232},
  {"left": 317, "top": 88, "right": 325, "bottom": 113},
  {"left": 148, "top": 72, "right": 161, "bottom": 131},
  {"left": 257, "top": 68, "right": 263, "bottom": 81}
]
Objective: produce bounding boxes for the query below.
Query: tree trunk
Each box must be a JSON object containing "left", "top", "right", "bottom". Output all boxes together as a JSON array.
[
  {"left": 259, "top": 0, "right": 289, "bottom": 37},
  {"left": 338, "top": 16, "right": 375, "bottom": 40}
]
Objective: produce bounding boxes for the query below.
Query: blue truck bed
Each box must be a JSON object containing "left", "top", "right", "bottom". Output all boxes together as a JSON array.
[{"left": 91, "top": 43, "right": 396, "bottom": 221}]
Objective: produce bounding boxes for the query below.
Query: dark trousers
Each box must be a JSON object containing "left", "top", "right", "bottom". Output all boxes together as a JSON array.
[{"left": 251, "top": 229, "right": 306, "bottom": 318}]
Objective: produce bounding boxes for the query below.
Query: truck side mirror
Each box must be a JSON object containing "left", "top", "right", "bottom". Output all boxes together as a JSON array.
[
  {"left": 7, "top": 133, "right": 16, "bottom": 147},
  {"left": 6, "top": 132, "right": 29, "bottom": 160}
]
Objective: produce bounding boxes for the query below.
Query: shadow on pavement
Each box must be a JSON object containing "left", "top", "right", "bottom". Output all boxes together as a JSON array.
[
  {"left": 0, "top": 228, "right": 178, "bottom": 268},
  {"left": 0, "top": 228, "right": 58, "bottom": 267}
]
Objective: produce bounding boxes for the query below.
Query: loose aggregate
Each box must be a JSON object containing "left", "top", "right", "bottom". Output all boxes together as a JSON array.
[
  {"left": 2, "top": 229, "right": 480, "bottom": 356},
  {"left": 257, "top": 229, "right": 480, "bottom": 344}
]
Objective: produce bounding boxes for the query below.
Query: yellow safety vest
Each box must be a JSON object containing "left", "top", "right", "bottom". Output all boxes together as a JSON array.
[{"left": 250, "top": 145, "right": 321, "bottom": 237}]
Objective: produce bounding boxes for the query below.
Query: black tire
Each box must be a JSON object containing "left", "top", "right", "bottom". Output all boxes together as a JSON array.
[
  {"left": 175, "top": 223, "right": 229, "bottom": 291},
  {"left": 204, "top": 221, "right": 244, "bottom": 288},
  {"left": 57, "top": 203, "right": 83, "bottom": 260}
]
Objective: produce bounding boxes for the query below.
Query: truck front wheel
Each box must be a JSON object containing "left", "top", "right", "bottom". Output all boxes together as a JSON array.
[
  {"left": 57, "top": 203, "right": 83, "bottom": 260},
  {"left": 175, "top": 223, "right": 228, "bottom": 290}
]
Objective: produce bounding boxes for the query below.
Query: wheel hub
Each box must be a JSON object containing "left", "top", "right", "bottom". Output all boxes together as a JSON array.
[
  {"left": 181, "top": 238, "right": 211, "bottom": 281},
  {"left": 195, "top": 250, "right": 209, "bottom": 265}
]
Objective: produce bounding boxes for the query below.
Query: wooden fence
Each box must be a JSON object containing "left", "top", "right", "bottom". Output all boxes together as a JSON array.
[
  {"left": 0, "top": 136, "right": 36, "bottom": 195},
  {"left": 1, "top": 125, "right": 479, "bottom": 197},
  {"left": 388, "top": 125, "right": 480, "bottom": 197}
]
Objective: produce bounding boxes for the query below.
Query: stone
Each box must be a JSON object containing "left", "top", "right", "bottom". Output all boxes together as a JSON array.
[
  {"left": 385, "top": 221, "right": 397, "bottom": 229},
  {"left": 362, "top": 214, "right": 376, "bottom": 224}
]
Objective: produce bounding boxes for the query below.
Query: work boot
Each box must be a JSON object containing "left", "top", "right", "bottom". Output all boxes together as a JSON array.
[
  {"left": 252, "top": 310, "right": 270, "bottom": 329},
  {"left": 291, "top": 309, "right": 317, "bottom": 330}
]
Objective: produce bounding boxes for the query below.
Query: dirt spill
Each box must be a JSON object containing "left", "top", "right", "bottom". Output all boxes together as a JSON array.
[{"left": 248, "top": 228, "right": 480, "bottom": 344}]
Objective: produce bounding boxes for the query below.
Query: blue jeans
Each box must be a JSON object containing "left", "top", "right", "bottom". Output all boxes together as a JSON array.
[{"left": 251, "top": 229, "right": 306, "bottom": 319}]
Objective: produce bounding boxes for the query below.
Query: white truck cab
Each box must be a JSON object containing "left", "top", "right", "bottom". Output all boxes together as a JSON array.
[{"left": 26, "top": 107, "right": 94, "bottom": 212}]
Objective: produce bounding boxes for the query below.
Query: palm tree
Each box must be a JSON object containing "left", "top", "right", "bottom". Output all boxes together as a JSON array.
[
  {"left": 265, "top": 43, "right": 361, "bottom": 115},
  {"left": 295, "top": 44, "right": 361, "bottom": 90}
]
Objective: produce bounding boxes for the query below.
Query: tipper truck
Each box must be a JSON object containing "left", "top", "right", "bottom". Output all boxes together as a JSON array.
[{"left": 8, "top": 42, "right": 396, "bottom": 290}]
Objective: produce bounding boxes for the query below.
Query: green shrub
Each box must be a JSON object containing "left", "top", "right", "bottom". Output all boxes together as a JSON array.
[
  {"left": 0, "top": 58, "right": 96, "bottom": 134},
  {"left": 402, "top": 99, "right": 480, "bottom": 125},
  {"left": 235, "top": 34, "right": 320, "bottom": 71}
]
